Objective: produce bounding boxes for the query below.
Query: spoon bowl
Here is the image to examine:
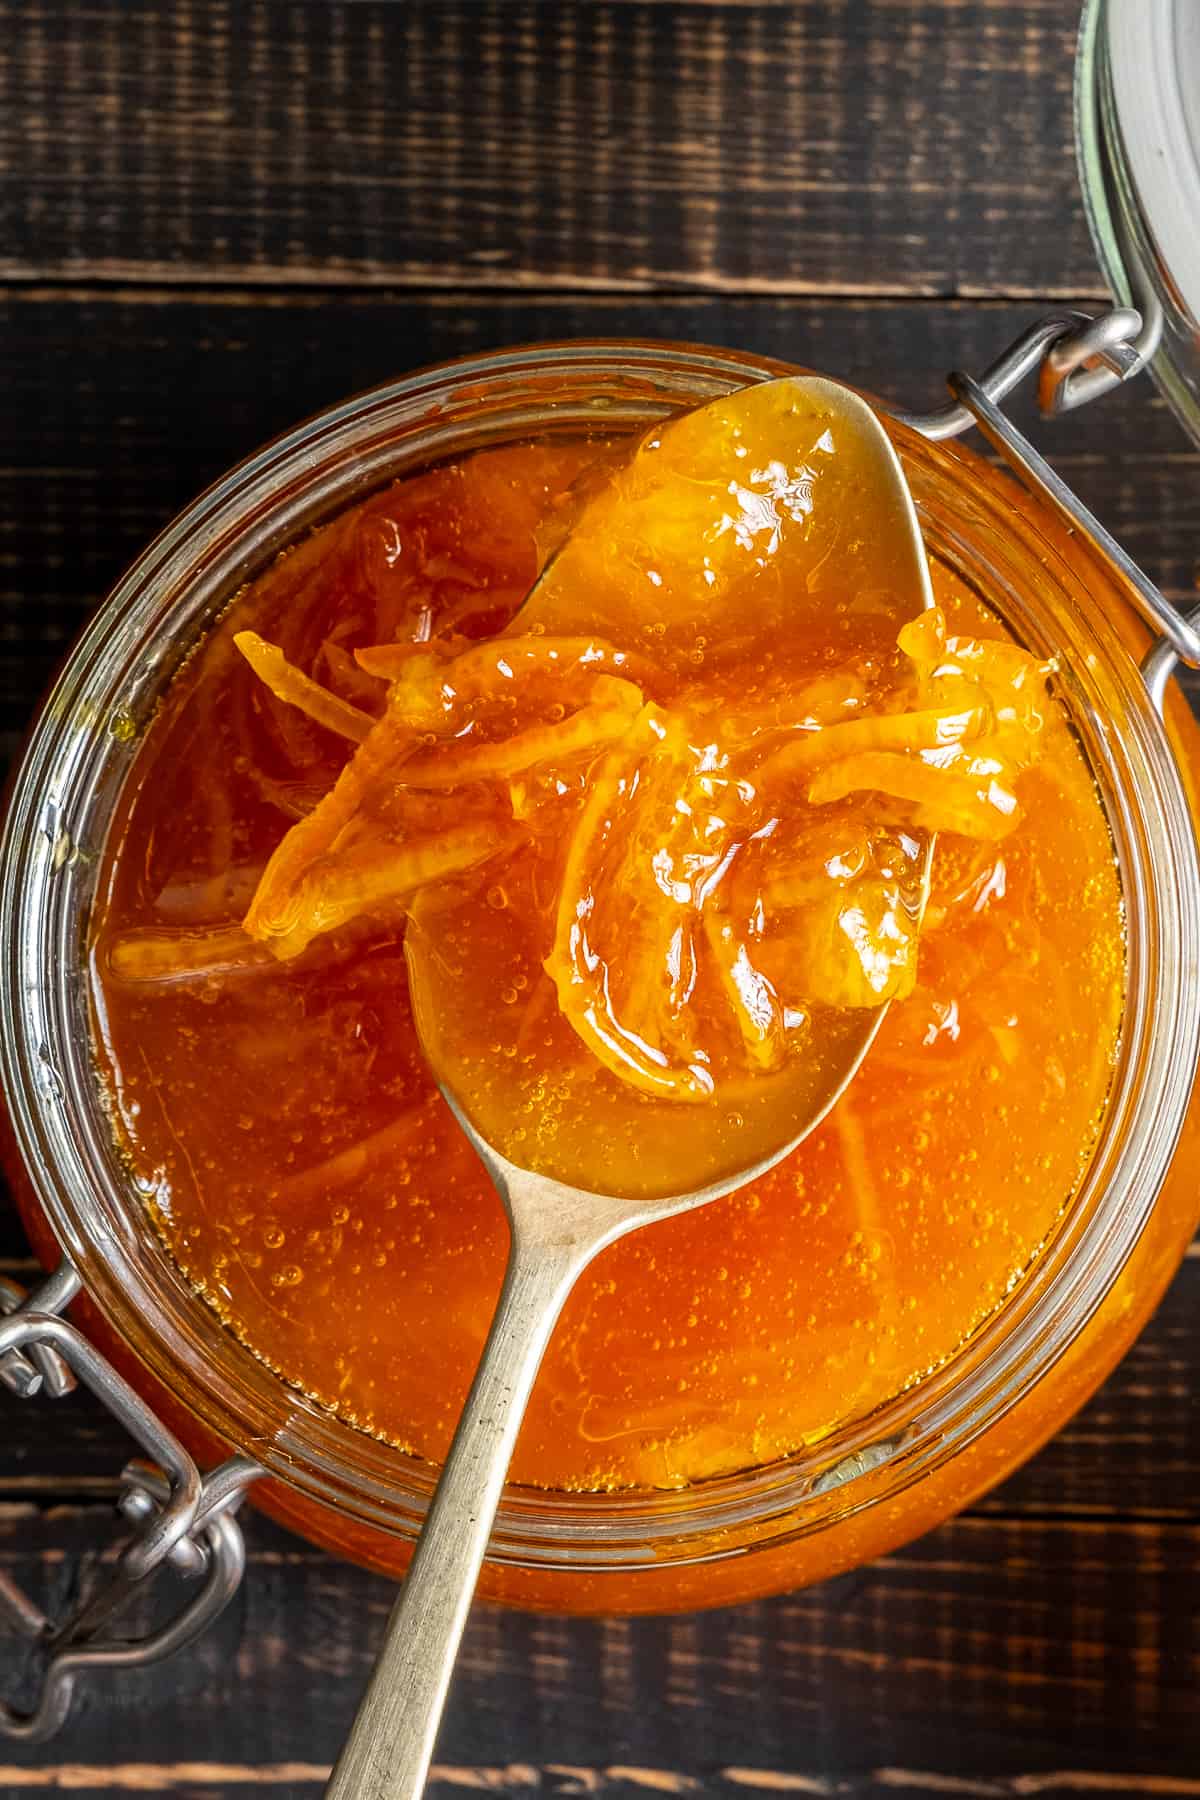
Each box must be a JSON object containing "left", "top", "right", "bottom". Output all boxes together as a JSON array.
[{"left": 326, "top": 376, "right": 934, "bottom": 1800}]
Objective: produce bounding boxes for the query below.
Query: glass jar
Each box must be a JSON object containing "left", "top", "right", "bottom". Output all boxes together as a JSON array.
[
  {"left": 3, "top": 341, "right": 1200, "bottom": 1616},
  {"left": 1077, "top": 0, "right": 1200, "bottom": 446}
]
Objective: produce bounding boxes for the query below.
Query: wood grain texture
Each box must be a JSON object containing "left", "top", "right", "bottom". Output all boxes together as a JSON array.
[
  {"left": 4, "top": 3, "right": 1200, "bottom": 1791},
  {"left": 0, "top": 1, "right": 1102, "bottom": 298},
  {"left": 6, "top": 1505, "right": 1200, "bottom": 1795}
]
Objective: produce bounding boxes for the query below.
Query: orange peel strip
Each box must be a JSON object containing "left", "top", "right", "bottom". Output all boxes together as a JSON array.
[
  {"left": 702, "top": 913, "right": 787, "bottom": 1070},
  {"left": 710, "top": 673, "right": 872, "bottom": 753},
  {"left": 234, "top": 632, "right": 375, "bottom": 743},
  {"left": 544, "top": 710, "right": 714, "bottom": 1102},
  {"left": 255, "top": 823, "right": 524, "bottom": 960},
  {"left": 808, "top": 751, "right": 1021, "bottom": 840},
  {"left": 899, "top": 608, "right": 1052, "bottom": 720},
  {"left": 105, "top": 924, "right": 271, "bottom": 985},
  {"left": 244, "top": 709, "right": 428, "bottom": 952},
  {"left": 317, "top": 638, "right": 390, "bottom": 712},
  {"left": 245, "top": 776, "right": 370, "bottom": 950},
  {"left": 757, "top": 705, "right": 987, "bottom": 785},
  {"left": 395, "top": 677, "right": 643, "bottom": 789},
  {"left": 783, "top": 882, "right": 921, "bottom": 1010},
  {"left": 354, "top": 641, "right": 457, "bottom": 681},
  {"left": 386, "top": 653, "right": 458, "bottom": 729}
]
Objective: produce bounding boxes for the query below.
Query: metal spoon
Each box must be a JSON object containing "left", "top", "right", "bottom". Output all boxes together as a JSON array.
[{"left": 325, "top": 377, "right": 935, "bottom": 1800}]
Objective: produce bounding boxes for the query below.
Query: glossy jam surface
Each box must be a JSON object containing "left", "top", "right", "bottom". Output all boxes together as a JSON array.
[{"left": 91, "top": 428, "right": 1125, "bottom": 1491}]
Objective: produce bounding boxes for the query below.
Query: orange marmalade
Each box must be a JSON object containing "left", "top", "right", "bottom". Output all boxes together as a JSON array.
[{"left": 90, "top": 420, "right": 1125, "bottom": 1492}]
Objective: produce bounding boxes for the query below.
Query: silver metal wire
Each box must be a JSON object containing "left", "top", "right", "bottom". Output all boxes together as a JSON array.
[
  {"left": 894, "top": 306, "right": 1145, "bottom": 440},
  {"left": 0, "top": 1262, "right": 261, "bottom": 1743},
  {"left": 898, "top": 304, "right": 1194, "bottom": 698}
]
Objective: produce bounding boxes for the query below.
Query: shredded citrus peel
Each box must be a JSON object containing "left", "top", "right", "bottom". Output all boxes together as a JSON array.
[
  {"left": 233, "top": 631, "right": 375, "bottom": 744},
  {"left": 105, "top": 923, "right": 273, "bottom": 985},
  {"left": 194, "top": 599, "right": 1052, "bottom": 1101},
  {"left": 798, "top": 608, "right": 1051, "bottom": 841}
]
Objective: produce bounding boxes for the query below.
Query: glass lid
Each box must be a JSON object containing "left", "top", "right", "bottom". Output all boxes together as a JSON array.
[{"left": 1077, "top": 0, "right": 1200, "bottom": 448}]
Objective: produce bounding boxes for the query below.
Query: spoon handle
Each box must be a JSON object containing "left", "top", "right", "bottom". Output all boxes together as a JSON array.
[{"left": 325, "top": 1221, "right": 598, "bottom": 1800}]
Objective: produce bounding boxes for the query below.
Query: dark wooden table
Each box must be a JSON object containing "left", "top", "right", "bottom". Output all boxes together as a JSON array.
[{"left": 3, "top": 3, "right": 1200, "bottom": 1795}]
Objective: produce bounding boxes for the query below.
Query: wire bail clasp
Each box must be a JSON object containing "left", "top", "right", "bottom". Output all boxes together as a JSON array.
[
  {"left": 0, "top": 1259, "right": 262, "bottom": 1743},
  {"left": 897, "top": 305, "right": 1200, "bottom": 708}
]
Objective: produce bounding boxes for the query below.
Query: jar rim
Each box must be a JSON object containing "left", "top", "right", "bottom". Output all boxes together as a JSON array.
[
  {"left": 1077, "top": 0, "right": 1200, "bottom": 450},
  {"left": 3, "top": 339, "right": 1198, "bottom": 1572}
]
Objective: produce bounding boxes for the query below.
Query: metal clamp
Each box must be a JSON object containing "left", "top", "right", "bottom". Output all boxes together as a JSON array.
[
  {"left": 895, "top": 305, "right": 1144, "bottom": 442},
  {"left": 0, "top": 1260, "right": 261, "bottom": 1742},
  {"left": 896, "top": 305, "right": 1198, "bottom": 712},
  {"left": 0, "top": 1262, "right": 80, "bottom": 1400}
]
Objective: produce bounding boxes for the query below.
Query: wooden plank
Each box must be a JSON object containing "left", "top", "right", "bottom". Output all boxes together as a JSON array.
[
  {"left": 3, "top": 1506, "right": 1200, "bottom": 1790},
  {"left": 5, "top": 1774, "right": 1200, "bottom": 1800},
  {"left": 0, "top": 1, "right": 1103, "bottom": 298},
  {"left": 1, "top": 287, "right": 1195, "bottom": 766}
]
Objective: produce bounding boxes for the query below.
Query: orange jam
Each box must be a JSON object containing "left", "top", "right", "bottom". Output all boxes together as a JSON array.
[{"left": 90, "top": 419, "right": 1125, "bottom": 1491}]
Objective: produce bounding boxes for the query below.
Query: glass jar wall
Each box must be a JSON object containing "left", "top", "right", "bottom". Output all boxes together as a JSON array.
[{"left": 1077, "top": 0, "right": 1200, "bottom": 449}]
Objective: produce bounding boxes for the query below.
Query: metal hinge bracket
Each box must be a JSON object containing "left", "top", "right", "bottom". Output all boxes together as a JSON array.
[
  {"left": 896, "top": 304, "right": 1199, "bottom": 712},
  {"left": 0, "top": 1260, "right": 261, "bottom": 1742}
]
